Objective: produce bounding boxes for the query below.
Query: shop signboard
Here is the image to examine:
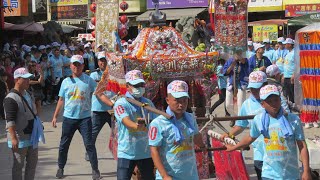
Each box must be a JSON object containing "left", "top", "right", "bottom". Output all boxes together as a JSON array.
[
  {"left": 3, "top": 0, "right": 28, "bottom": 17},
  {"left": 248, "top": 0, "right": 282, "bottom": 12},
  {"left": 54, "top": 0, "right": 88, "bottom": 6},
  {"left": 78, "top": 33, "right": 95, "bottom": 41},
  {"left": 209, "top": 0, "right": 283, "bottom": 13},
  {"left": 51, "top": 5, "right": 88, "bottom": 20},
  {"left": 285, "top": 4, "right": 320, "bottom": 17},
  {"left": 147, "top": 0, "right": 207, "bottom": 9},
  {"left": 253, "top": 25, "right": 278, "bottom": 42}
]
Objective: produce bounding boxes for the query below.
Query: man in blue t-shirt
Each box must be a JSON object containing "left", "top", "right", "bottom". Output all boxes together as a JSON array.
[
  {"left": 51, "top": 55, "right": 101, "bottom": 180},
  {"left": 113, "top": 70, "right": 157, "bottom": 180},
  {"left": 246, "top": 41, "right": 255, "bottom": 59},
  {"left": 83, "top": 53, "right": 115, "bottom": 161},
  {"left": 272, "top": 37, "right": 288, "bottom": 73},
  {"left": 226, "top": 85, "right": 312, "bottom": 180},
  {"left": 283, "top": 38, "right": 295, "bottom": 109},
  {"left": 262, "top": 39, "right": 275, "bottom": 61},
  {"left": 149, "top": 80, "right": 205, "bottom": 180},
  {"left": 48, "top": 48, "right": 64, "bottom": 102}
]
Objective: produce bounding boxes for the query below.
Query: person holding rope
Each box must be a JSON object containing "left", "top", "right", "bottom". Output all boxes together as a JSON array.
[
  {"left": 226, "top": 85, "right": 312, "bottom": 180},
  {"left": 148, "top": 80, "right": 206, "bottom": 180},
  {"left": 113, "top": 70, "right": 157, "bottom": 180}
]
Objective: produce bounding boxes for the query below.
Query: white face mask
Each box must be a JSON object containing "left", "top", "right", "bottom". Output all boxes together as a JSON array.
[{"left": 131, "top": 87, "right": 145, "bottom": 98}]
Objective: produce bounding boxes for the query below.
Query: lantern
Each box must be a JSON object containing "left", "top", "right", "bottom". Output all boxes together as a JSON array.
[
  {"left": 91, "top": 30, "right": 96, "bottom": 38},
  {"left": 91, "top": 17, "right": 96, "bottom": 25},
  {"left": 119, "top": 15, "right": 128, "bottom": 24},
  {"left": 90, "top": 3, "right": 97, "bottom": 13},
  {"left": 120, "top": 1, "right": 129, "bottom": 12},
  {"left": 118, "top": 28, "right": 128, "bottom": 39}
]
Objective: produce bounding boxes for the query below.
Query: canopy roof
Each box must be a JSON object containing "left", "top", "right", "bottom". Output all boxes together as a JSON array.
[{"left": 288, "top": 13, "right": 320, "bottom": 26}]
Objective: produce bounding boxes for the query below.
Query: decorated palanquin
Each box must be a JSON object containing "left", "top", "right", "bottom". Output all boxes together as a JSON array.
[
  {"left": 295, "top": 23, "right": 320, "bottom": 123},
  {"left": 97, "top": 26, "right": 219, "bottom": 179},
  {"left": 97, "top": 26, "right": 219, "bottom": 115}
]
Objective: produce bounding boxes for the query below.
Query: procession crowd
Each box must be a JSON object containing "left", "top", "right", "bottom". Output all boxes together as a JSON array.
[{"left": 0, "top": 37, "right": 317, "bottom": 180}]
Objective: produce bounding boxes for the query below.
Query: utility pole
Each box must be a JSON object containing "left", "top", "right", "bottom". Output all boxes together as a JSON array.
[
  {"left": 0, "top": 0, "right": 4, "bottom": 48},
  {"left": 47, "top": 0, "right": 51, "bottom": 21}
]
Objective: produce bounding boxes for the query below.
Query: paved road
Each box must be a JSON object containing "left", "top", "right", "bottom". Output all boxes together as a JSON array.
[{"left": 0, "top": 94, "right": 319, "bottom": 180}]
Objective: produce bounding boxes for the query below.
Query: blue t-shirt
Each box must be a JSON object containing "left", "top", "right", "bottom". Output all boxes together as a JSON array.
[
  {"left": 263, "top": 48, "right": 275, "bottom": 62},
  {"left": 149, "top": 113, "right": 199, "bottom": 180},
  {"left": 114, "top": 92, "right": 157, "bottom": 160},
  {"left": 90, "top": 70, "right": 114, "bottom": 112},
  {"left": 272, "top": 49, "right": 289, "bottom": 73},
  {"left": 217, "top": 65, "right": 227, "bottom": 89},
  {"left": 49, "top": 55, "right": 63, "bottom": 78},
  {"left": 235, "top": 95, "right": 265, "bottom": 161},
  {"left": 58, "top": 74, "right": 96, "bottom": 119},
  {"left": 84, "top": 53, "right": 95, "bottom": 71},
  {"left": 63, "top": 56, "right": 72, "bottom": 77},
  {"left": 250, "top": 113, "right": 305, "bottom": 180},
  {"left": 246, "top": 50, "right": 255, "bottom": 60},
  {"left": 283, "top": 50, "right": 295, "bottom": 78}
]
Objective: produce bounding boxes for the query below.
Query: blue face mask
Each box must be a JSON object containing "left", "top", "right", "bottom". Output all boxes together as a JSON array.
[{"left": 131, "top": 87, "right": 145, "bottom": 98}]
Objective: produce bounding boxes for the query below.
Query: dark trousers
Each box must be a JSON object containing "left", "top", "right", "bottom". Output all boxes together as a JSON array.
[
  {"left": 43, "top": 79, "right": 52, "bottom": 102},
  {"left": 254, "top": 160, "right": 263, "bottom": 180},
  {"left": 117, "top": 158, "right": 155, "bottom": 180},
  {"left": 283, "top": 78, "right": 294, "bottom": 103},
  {"left": 51, "top": 78, "right": 62, "bottom": 101},
  {"left": 58, "top": 117, "right": 98, "bottom": 170},
  {"left": 92, "top": 111, "right": 112, "bottom": 145},
  {"left": 210, "top": 88, "right": 230, "bottom": 116}
]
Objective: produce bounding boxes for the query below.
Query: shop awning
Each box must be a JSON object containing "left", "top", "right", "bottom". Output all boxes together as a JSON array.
[
  {"left": 248, "top": 19, "right": 288, "bottom": 26},
  {"left": 136, "top": 8, "right": 206, "bottom": 21},
  {"left": 288, "top": 13, "right": 320, "bottom": 26},
  {"left": 8, "top": 22, "right": 44, "bottom": 32}
]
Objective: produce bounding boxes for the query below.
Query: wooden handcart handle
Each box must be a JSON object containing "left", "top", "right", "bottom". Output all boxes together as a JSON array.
[
  {"left": 197, "top": 115, "right": 255, "bottom": 123},
  {"left": 124, "top": 97, "right": 172, "bottom": 119}
]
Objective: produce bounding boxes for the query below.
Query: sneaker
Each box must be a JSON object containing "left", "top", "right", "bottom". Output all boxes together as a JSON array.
[
  {"left": 92, "top": 169, "right": 100, "bottom": 180},
  {"left": 313, "top": 122, "right": 319, "bottom": 128},
  {"left": 56, "top": 168, "right": 64, "bottom": 179},
  {"left": 305, "top": 123, "right": 311, "bottom": 129},
  {"left": 85, "top": 152, "right": 90, "bottom": 161}
]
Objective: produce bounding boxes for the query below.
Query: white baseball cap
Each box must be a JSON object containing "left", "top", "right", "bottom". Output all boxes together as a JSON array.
[
  {"left": 167, "top": 80, "right": 189, "bottom": 98},
  {"left": 254, "top": 43, "right": 265, "bottom": 51},
  {"left": 248, "top": 41, "right": 253, "bottom": 46},
  {"left": 14, "top": 68, "right": 34, "bottom": 79},
  {"left": 277, "top": 37, "right": 285, "bottom": 43},
  {"left": 263, "top": 39, "right": 270, "bottom": 44},
  {"left": 38, "top": 45, "right": 46, "bottom": 50},
  {"left": 70, "top": 55, "right": 84, "bottom": 64},
  {"left": 125, "top": 70, "right": 145, "bottom": 85},
  {"left": 283, "top": 38, "right": 294, "bottom": 45}
]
